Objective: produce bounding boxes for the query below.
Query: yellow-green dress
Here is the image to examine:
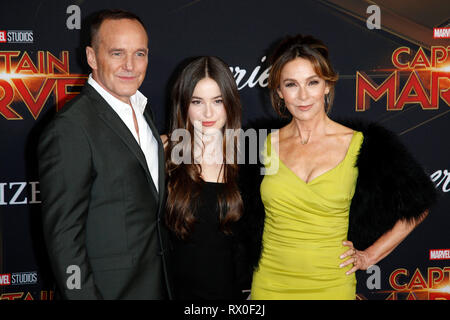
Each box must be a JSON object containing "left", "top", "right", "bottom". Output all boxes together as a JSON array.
[{"left": 251, "top": 131, "right": 363, "bottom": 300}]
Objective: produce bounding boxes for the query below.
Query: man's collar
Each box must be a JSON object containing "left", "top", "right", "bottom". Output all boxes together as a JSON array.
[{"left": 87, "top": 74, "right": 147, "bottom": 114}]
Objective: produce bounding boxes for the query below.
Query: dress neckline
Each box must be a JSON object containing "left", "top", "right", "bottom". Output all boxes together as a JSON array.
[
  {"left": 269, "top": 131, "right": 358, "bottom": 185},
  {"left": 202, "top": 180, "right": 226, "bottom": 185}
]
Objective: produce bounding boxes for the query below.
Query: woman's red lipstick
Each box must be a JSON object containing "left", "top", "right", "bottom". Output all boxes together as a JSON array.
[
  {"left": 202, "top": 121, "right": 216, "bottom": 127},
  {"left": 297, "top": 104, "right": 312, "bottom": 111}
]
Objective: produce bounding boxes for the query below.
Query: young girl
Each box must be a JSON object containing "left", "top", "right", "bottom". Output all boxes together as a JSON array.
[{"left": 162, "top": 56, "right": 249, "bottom": 299}]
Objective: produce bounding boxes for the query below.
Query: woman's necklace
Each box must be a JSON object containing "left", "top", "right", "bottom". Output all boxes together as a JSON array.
[{"left": 300, "top": 130, "right": 312, "bottom": 145}]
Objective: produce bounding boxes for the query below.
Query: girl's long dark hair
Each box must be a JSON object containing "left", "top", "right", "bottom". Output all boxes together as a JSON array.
[{"left": 165, "top": 56, "right": 243, "bottom": 240}]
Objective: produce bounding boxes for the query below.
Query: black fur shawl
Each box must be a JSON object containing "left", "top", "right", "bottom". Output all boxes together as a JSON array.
[
  {"left": 239, "top": 120, "right": 438, "bottom": 270},
  {"left": 342, "top": 120, "right": 437, "bottom": 250}
]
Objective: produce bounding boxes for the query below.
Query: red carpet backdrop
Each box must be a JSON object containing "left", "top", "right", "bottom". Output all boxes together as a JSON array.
[{"left": 0, "top": 0, "right": 449, "bottom": 300}]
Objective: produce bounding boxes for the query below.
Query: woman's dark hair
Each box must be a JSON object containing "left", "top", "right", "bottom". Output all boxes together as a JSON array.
[
  {"left": 268, "top": 34, "right": 339, "bottom": 116},
  {"left": 165, "top": 56, "right": 243, "bottom": 240}
]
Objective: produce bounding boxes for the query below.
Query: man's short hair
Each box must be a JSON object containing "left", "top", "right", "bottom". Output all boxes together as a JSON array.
[{"left": 89, "top": 9, "right": 148, "bottom": 49}]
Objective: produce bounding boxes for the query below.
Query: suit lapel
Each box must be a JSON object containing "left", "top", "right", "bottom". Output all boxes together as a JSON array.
[
  {"left": 84, "top": 84, "right": 160, "bottom": 201},
  {"left": 143, "top": 110, "right": 166, "bottom": 212}
]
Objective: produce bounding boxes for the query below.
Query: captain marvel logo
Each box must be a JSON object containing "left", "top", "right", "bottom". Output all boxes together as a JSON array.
[
  {"left": 358, "top": 266, "right": 450, "bottom": 300},
  {"left": 356, "top": 46, "right": 450, "bottom": 111},
  {"left": 0, "top": 50, "right": 87, "bottom": 120}
]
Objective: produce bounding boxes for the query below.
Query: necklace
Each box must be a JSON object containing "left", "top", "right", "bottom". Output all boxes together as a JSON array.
[{"left": 300, "top": 130, "right": 312, "bottom": 145}]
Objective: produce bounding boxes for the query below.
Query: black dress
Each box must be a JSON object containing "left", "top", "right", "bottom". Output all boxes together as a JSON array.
[{"left": 171, "top": 181, "right": 248, "bottom": 300}]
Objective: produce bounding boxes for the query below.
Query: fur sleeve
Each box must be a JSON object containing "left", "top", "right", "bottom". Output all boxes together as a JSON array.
[{"left": 343, "top": 121, "right": 438, "bottom": 250}]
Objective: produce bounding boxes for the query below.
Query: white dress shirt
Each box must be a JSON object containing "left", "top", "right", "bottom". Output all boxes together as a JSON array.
[{"left": 88, "top": 74, "right": 159, "bottom": 192}]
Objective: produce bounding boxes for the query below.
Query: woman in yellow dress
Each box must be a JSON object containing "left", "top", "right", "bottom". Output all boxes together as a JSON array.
[{"left": 249, "top": 35, "right": 437, "bottom": 299}]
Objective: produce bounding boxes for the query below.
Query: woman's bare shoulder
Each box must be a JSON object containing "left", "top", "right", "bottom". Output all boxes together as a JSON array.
[{"left": 328, "top": 121, "right": 355, "bottom": 138}]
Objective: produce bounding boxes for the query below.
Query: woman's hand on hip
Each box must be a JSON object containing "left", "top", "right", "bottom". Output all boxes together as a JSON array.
[{"left": 339, "top": 241, "right": 373, "bottom": 275}]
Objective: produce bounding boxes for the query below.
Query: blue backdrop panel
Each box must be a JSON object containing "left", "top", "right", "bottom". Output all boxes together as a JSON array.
[{"left": 0, "top": 0, "right": 448, "bottom": 300}]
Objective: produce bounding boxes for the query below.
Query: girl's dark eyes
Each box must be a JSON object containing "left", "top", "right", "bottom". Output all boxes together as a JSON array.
[{"left": 190, "top": 99, "right": 223, "bottom": 104}]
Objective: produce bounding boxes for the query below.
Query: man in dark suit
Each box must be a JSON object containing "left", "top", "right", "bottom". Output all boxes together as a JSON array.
[{"left": 38, "top": 9, "right": 171, "bottom": 299}]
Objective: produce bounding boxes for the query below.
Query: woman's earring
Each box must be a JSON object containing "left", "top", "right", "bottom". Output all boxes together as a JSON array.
[{"left": 324, "top": 94, "right": 330, "bottom": 112}]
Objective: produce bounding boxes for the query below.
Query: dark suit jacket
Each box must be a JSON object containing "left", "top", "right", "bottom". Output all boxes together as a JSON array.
[{"left": 38, "top": 83, "right": 172, "bottom": 300}]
